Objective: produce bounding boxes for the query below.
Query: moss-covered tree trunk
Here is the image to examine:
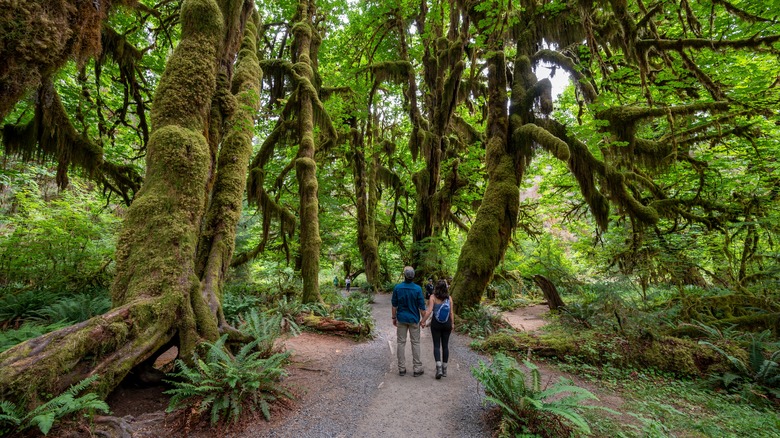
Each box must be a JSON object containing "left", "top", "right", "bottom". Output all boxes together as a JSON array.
[
  {"left": 450, "top": 48, "right": 519, "bottom": 310},
  {"left": 0, "top": 0, "right": 259, "bottom": 403},
  {"left": 293, "top": 0, "right": 322, "bottom": 303},
  {"left": 395, "top": 3, "right": 468, "bottom": 279},
  {"left": 352, "top": 126, "right": 381, "bottom": 291},
  {"left": 0, "top": 0, "right": 128, "bottom": 119}
]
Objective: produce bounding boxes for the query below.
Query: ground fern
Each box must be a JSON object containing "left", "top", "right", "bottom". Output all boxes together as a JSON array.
[{"left": 165, "top": 335, "right": 293, "bottom": 425}]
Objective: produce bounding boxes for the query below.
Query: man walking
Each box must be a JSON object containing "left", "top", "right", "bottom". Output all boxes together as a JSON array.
[{"left": 391, "top": 266, "right": 426, "bottom": 376}]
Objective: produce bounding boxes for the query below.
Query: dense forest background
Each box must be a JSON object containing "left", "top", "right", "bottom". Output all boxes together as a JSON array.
[{"left": 0, "top": 0, "right": 778, "bottom": 436}]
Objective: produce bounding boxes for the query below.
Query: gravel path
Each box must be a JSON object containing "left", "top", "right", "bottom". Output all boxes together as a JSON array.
[{"left": 253, "top": 292, "right": 493, "bottom": 438}]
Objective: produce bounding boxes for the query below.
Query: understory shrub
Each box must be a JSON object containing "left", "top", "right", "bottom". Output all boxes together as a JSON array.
[
  {"left": 165, "top": 335, "right": 293, "bottom": 425},
  {"left": 701, "top": 330, "right": 780, "bottom": 401},
  {"left": 472, "top": 353, "right": 599, "bottom": 437},
  {"left": 0, "top": 375, "right": 110, "bottom": 436},
  {"left": 458, "top": 304, "right": 509, "bottom": 339},
  {"left": 332, "top": 293, "right": 374, "bottom": 335}
]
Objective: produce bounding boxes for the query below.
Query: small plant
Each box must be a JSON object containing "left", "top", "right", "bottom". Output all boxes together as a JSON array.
[
  {"left": 165, "top": 335, "right": 293, "bottom": 425},
  {"left": 273, "top": 296, "right": 302, "bottom": 335},
  {"left": 458, "top": 304, "right": 507, "bottom": 339},
  {"left": 34, "top": 292, "right": 111, "bottom": 324},
  {"left": 0, "top": 288, "right": 61, "bottom": 326},
  {"left": 472, "top": 353, "right": 598, "bottom": 437},
  {"left": 238, "top": 310, "right": 284, "bottom": 358},
  {"left": 332, "top": 294, "right": 374, "bottom": 336},
  {"left": 222, "top": 289, "right": 265, "bottom": 326},
  {"left": 701, "top": 331, "right": 780, "bottom": 400},
  {"left": 559, "top": 301, "right": 601, "bottom": 328},
  {"left": 0, "top": 375, "right": 110, "bottom": 436}
]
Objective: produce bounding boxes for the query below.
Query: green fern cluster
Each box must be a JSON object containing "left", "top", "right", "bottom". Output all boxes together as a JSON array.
[
  {"left": 471, "top": 353, "right": 598, "bottom": 437},
  {"left": 701, "top": 330, "right": 780, "bottom": 400},
  {"left": 458, "top": 305, "right": 508, "bottom": 339},
  {"left": 238, "top": 310, "right": 285, "bottom": 357},
  {"left": 0, "top": 321, "right": 69, "bottom": 352},
  {"left": 165, "top": 335, "right": 293, "bottom": 425},
  {"left": 34, "top": 293, "right": 111, "bottom": 324},
  {"left": 333, "top": 294, "right": 374, "bottom": 335},
  {"left": 0, "top": 375, "right": 109, "bottom": 436}
]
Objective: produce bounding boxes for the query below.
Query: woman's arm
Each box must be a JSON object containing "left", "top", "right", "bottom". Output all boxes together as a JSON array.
[{"left": 421, "top": 295, "right": 434, "bottom": 326}]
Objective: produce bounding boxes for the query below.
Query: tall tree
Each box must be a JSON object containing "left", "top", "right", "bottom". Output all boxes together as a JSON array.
[
  {"left": 452, "top": 0, "right": 780, "bottom": 310},
  {"left": 245, "top": 0, "right": 336, "bottom": 303},
  {"left": 0, "top": 0, "right": 261, "bottom": 402}
]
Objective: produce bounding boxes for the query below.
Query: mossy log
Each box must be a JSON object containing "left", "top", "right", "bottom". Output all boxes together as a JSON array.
[
  {"left": 475, "top": 330, "right": 730, "bottom": 377},
  {"left": 296, "top": 314, "right": 367, "bottom": 336}
]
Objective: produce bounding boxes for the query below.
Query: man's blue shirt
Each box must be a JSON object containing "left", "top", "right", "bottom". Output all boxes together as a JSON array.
[{"left": 391, "top": 280, "right": 426, "bottom": 324}]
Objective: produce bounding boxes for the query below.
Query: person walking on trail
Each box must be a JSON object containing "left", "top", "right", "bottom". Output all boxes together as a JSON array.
[
  {"left": 421, "top": 279, "right": 454, "bottom": 380},
  {"left": 391, "top": 266, "right": 426, "bottom": 377},
  {"left": 333, "top": 276, "right": 339, "bottom": 288},
  {"left": 345, "top": 276, "right": 351, "bottom": 293},
  {"left": 424, "top": 278, "right": 434, "bottom": 300}
]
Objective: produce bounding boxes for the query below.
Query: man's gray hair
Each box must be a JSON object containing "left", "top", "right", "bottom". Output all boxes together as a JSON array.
[{"left": 403, "top": 266, "right": 415, "bottom": 281}]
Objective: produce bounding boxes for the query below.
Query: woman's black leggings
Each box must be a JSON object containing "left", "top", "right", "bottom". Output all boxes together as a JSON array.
[{"left": 430, "top": 321, "right": 452, "bottom": 362}]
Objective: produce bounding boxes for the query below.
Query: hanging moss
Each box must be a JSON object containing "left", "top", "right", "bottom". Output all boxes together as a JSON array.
[{"left": 0, "top": 0, "right": 114, "bottom": 118}]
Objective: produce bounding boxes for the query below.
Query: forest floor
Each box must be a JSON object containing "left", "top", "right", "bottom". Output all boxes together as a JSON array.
[{"left": 89, "top": 291, "right": 638, "bottom": 438}]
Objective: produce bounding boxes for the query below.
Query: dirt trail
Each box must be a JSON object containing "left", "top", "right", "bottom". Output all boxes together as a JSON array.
[{"left": 254, "top": 292, "right": 492, "bottom": 437}]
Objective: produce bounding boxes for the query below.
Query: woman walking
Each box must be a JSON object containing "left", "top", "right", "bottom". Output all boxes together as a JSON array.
[{"left": 421, "top": 280, "right": 454, "bottom": 379}]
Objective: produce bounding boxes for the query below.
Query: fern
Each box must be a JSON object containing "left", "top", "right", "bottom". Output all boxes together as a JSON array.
[
  {"left": 472, "top": 353, "right": 599, "bottom": 437},
  {"left": 238, "top": 310, "right": 283, "bottom": 358},
  {"left": 0, "top": 375, "right": 110, "bottom": 436},
  {"left": 33, "top": 293, "right": 111, "bottom": 324},
  {"left": 0, "top": 321, "right": 70, "bottom": 352},
  {"left": 701, "top": 331, "right": 780, "bottom": 400},
  {"left": 165, "top": 335, "right": 293, "bottom": 425},
  {"left": 332, "top": 294, "right": 374, "bottom": 335}
]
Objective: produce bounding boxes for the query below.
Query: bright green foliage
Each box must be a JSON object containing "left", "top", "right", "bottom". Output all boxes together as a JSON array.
[
  {"left": 0, "top": 374, "right": 109, "bottom": 436},
  {"left": 332, "top": 293, "right": 374, "bottom": 336},
  {"left": 34, "top": 292, "right": 111, "bottom": 324},
  {"left": 0, "top": 181, "right": 119, "bottom": 292},
  {"left": 238, "top": 310, "right": 284, "bottom": 358},
  {"left": 472, "top": 354, "right": 599, "bottom": 437},
  {"left": 165, "top": 335, "right": 293, "bottom": 425}
]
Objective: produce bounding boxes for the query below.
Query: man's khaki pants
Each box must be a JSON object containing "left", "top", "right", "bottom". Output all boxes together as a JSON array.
[{"left": 397, "top": 322, "right": 422, "bottom": 373}]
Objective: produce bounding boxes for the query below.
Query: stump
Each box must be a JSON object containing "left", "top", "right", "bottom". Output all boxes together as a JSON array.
[{"left": 533, "top": 275, "right": 565, "bottom": 310}]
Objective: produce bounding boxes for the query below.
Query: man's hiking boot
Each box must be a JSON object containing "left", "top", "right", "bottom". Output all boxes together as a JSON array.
[
  {"left": 413, "top": 370, "right": 424, "bottom": 377},
  {"left": 435, "top": 362, "right": 443, "bottom": 380},
  {"left": 399, "top": 369, "right": 406, "bottom": 376},
  {"left": 442, "top": 362, "right": 447, "bottom": 377}
]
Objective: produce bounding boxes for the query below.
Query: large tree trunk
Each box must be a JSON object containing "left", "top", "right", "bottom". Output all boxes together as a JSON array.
[
  {"left": 450, "top": 47, "right": 518, "bottom": 311},
  {"left": 0, "top": 0, "right": 257, "bottom": 404},
  {"left": 352, "top": 117, "right": 381, "bottom": 291},
  {"left": 293, "top": 0, "right": 322, "bottom": 304},
  {"left": 395, "top": 4, "right": 468, "bottom": 280}
]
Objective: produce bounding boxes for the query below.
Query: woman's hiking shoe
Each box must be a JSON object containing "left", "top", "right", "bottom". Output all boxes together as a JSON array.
[{"left": 413, "top": 370, "right": 424, "bottom": 377}]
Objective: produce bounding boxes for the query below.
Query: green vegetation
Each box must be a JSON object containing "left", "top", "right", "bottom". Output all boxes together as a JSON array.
[
  {"left": 1, "top": 0, "right": 780, "bottom": 435},
  {"left": 472, "top": 353, "right": 600, "bottom": 437},
  {"left": 0, "top": 375, "right": 109, "bottom": 436},
  {"left": 165, "top": 335, "right": 292, "bottom": 425}
]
